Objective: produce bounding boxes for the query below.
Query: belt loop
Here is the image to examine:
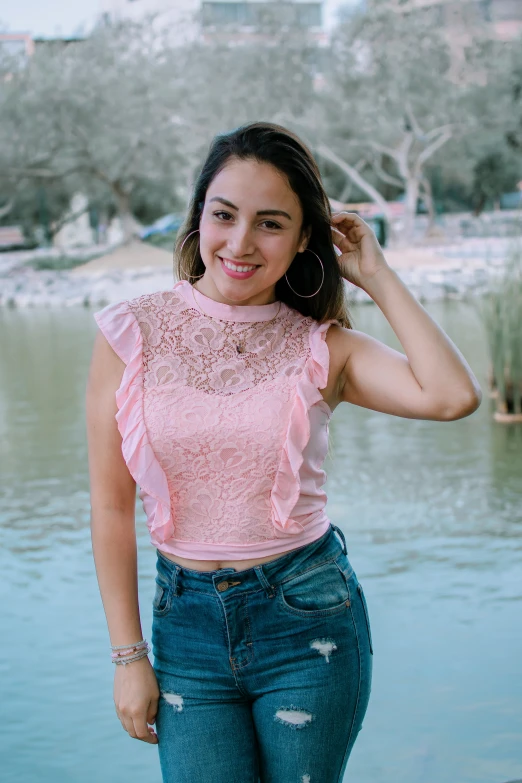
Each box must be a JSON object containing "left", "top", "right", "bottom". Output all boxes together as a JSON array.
[
  {"left": 254, "top": 565, "right": 276, "bottom": 599},
  {"left": 331, "top": 524, "right": 347, "bottom": 555},
  {"left": 171, "top": 565, "right": 182, "bottom": 597}
]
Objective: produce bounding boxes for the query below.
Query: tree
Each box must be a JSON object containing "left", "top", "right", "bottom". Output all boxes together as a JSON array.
[
  {"left": 0, "top": 17, "right": 187, "bottom": 241},
  {"left": 168, "top": 9, "right": 318, "bottom": 197},
  {"left": 276, "top": 1, "right": 486, "bottom": 242},
  {"left": 451, "top": 30, "right": 522, "bottom": 214}
]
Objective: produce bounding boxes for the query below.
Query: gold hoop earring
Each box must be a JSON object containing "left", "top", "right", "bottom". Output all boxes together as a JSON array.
[
  {"left": 284, "top": 248, "right": 325, "bottom": 298},
  {"left": 177, "top": 229, "right": 205, "bottom": 279}
]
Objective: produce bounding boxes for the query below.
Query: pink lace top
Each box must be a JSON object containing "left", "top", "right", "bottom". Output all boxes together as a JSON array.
[{"left": 93, "top": 279, "right": 339, "bottom": 560}]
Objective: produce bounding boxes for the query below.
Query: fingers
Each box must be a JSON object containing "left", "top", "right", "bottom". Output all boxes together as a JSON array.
[
  {"left": 331, "top": 211, "right": 365, "bottom": 224},
  {"left": 331, "top": 223, "right": 361, "bottom": 249},
  {"left": 331, "top": 212, "right": 369, "bottom": 244},
  {"left": 331, "top": 226, "right": 354, "bottom": 253},
  {"left": 117, "top": 709, "right": 158, "bottom": 743},
  {"left": 331, "top": 211, "right": 370, "bottom": 234},
  {"left": 132, "top": 715, "right": 158, "bottom": 744}
]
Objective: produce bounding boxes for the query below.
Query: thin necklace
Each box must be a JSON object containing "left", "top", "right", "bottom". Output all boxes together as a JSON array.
[{"left": 191, "top": 284, "right": 282, "bottom": 354}]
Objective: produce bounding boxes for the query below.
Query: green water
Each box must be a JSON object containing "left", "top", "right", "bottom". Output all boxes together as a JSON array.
[{"left": 0, "top": 299, "right": 521, "bottom": 783}]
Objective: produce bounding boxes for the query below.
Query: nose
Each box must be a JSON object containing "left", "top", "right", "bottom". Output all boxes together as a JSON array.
[{"left": 226, "top": 223, "right": 255, "bottom": 258}]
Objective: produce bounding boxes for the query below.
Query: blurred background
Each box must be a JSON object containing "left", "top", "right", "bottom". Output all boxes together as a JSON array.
[{"left": 1, "top": 1, "right": 521, "bottom": 782}]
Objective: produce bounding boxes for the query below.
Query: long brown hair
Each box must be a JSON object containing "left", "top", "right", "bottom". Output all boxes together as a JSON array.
[{"left": 174, "top": 121, "right": 352, "bottom": 328}]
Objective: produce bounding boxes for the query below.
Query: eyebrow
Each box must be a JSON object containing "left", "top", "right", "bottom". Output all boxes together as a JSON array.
[{"left": 208, "top": 196, "right": 292, "bottom": 221}]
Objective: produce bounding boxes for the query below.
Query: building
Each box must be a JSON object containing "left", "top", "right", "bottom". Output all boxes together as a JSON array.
[
  {"left": 0, "top": 32, "right": 34, "bottom": 66},
  {"left": 386, "top": 0, "right": 522, "bottom": 40},
  {"left": 98, "top": 0, "right": 356, "bottom": 41}
]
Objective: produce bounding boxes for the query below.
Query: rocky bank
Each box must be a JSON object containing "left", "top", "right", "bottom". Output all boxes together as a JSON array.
[{"left": 0, "top": 237, "right": 518, "bottom": 308}]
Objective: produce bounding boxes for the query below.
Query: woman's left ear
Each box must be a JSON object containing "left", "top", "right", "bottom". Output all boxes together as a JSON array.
[{"left": 298, "top": 226, "right": 312, "bottom": 253}]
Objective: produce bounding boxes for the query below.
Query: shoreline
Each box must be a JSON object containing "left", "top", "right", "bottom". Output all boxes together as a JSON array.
[{"left": 0, "top": 237, "right": 517, "bottom": 308}]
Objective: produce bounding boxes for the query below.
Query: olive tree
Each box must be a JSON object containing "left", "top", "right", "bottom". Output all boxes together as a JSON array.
[{"left": 0, "top": 17, "right": 187, "bottom": 241}]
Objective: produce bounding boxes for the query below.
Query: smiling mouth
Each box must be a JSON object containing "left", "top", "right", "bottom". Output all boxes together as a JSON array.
[{"left": 219, "top": 257, "right": 261, "bottom": 272}]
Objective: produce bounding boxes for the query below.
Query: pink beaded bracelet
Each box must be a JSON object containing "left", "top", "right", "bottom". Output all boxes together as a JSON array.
[{"left": 111, "top": 641, "right": 148, "bottom": 659}]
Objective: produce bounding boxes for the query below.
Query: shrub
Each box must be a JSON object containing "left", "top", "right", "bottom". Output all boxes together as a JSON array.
[{"left": 478, "top": 242, "right": 522, "bottom": 417}]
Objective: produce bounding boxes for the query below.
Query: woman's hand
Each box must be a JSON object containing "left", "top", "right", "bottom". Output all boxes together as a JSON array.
[
  {"left": 330, "top": 212, "right": 389, "bottom": 291},
  {"left": 114, "top": 655, "right": 160, "bottom": 744}
]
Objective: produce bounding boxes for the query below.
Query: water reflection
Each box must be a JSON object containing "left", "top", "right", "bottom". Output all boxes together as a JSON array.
[{"left": 0, "top": 300, "right": 521, "bottom": 783}]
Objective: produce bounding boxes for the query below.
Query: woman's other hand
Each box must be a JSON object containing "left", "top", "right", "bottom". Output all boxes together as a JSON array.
[
  {"left": 331, "top": 211, "right": 389, "bottom": 290},
  {"left": 114, "top": 655, "right": 160, "bottom": 744}
]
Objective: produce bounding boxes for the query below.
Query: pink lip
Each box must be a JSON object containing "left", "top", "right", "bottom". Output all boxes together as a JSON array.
[{"left": 219, "top": 257, "right": 260, "bottom": 280}]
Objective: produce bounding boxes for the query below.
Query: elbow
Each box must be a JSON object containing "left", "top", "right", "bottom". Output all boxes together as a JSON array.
[{"left": 439, "top": 384, "right": 483, "bottom": 421}]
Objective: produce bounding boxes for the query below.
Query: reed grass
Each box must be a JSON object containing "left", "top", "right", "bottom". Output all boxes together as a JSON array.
[{"left": 477, "top": 241, "right": 522, "bottom": 416}]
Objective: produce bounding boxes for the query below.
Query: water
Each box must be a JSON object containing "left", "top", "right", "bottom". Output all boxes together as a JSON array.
[{"left": 1, "top": 299, "right": 521, "bottom": 783}]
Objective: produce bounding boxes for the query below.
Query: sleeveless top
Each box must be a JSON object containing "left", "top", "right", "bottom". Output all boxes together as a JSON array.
[{"left": 93, "top": 279, "right": 339, "bottom": 560}]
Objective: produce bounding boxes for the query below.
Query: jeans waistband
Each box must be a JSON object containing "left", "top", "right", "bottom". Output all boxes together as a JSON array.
[{"left": 155, "top": 523, "right": 349, "bottom": 598}]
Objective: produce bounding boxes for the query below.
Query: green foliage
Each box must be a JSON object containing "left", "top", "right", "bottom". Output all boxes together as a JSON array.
[
  {"left": 26, "top": 253, "right": 102, "bottom": 271},
  {"left": 478, "top": 241, "right": 522, "bottom": 415},
  {"left": 3, "top": 5, "right": 522, "bottom": 243},
  {"left": 472, "top": 151, "right": 522, "bottom": 212}
]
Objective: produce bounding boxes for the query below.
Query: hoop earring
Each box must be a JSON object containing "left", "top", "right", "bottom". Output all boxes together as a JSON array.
[
  {"left": 284, "top": 248, "right": 324, "bottom": 298},
  {"left": 177, "top": 229, "right": 205, "bottom": 279}
]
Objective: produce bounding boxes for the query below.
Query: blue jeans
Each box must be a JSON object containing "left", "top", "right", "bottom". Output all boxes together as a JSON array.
[{"left": 151, "top": 523, "right": 373, "bottom": 783}]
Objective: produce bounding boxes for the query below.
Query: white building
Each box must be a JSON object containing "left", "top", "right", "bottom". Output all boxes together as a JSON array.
[{"left": 98, "top": 0, "right": 359, "bottom": 40}]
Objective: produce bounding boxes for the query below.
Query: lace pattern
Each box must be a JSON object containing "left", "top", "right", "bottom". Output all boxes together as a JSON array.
[
  {"left": 128, "top": 288, "right": 317, "bottom": 544},
  {"left": 94, "top": 281, "right": 337, "bottom": 550}
]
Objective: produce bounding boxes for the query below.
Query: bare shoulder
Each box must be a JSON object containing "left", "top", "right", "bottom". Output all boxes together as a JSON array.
[
  {"left": 87, "top": 329, "right": 126, "bottom": 397},
  {"left": 323, "top": 322, "right": 361, "bottom": 410}
]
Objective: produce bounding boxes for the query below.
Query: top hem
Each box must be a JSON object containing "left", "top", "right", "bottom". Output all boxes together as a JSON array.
[{"left": 152, "top": 515, "right": 331, "bottom": 560}]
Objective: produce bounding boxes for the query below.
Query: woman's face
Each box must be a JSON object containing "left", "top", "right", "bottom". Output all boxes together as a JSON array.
[{"left": 197, "top": 157, "right": 311, "bottom": 306}]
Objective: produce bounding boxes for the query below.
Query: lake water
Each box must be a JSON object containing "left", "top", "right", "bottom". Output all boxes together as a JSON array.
[{"left": 1, "top": 298, "right": 521, "bottom": 783}]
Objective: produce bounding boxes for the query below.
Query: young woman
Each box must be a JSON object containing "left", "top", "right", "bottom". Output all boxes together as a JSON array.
[{"left": 86, "top": 121, "right": 481, "bottom": 783}]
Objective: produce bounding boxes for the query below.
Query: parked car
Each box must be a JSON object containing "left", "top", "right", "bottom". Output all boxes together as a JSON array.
[{"left": 139, "top": 213, "right": 185, "bottom": 240}]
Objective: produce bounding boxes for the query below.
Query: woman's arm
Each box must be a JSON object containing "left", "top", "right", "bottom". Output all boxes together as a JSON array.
[
  {"left": 330, "top": 213, "right": 482, "bottom": 421},
  {"left": 86, "top": 329, "right": 159, "bottom": 745},
  {"left": 86, "top": 329, "right": 143, "bottom": 646}
]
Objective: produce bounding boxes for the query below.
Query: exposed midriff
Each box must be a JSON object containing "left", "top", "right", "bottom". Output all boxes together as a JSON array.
[{"left": 157, "top": 547, "right": 301, "bottom": 573}]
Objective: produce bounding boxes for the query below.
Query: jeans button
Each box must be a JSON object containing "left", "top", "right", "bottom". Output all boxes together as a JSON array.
[{"left": 217, "top": 581, "right": 230, "bottom": 592}]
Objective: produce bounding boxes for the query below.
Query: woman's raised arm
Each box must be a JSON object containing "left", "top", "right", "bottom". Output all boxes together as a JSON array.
[{"left": 330, "top": 213, "right": 482, "bottom": 421}]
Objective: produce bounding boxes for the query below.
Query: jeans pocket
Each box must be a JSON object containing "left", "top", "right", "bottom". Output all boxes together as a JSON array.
[
  {"left": 279, "top": 560, "right": 351, "bottom": 617},
  {"left": 357, "top": 583, "right": 373, "bottom": 655},
  {"left": 152, "top": 572, "right": 172, "bottom": 616}
]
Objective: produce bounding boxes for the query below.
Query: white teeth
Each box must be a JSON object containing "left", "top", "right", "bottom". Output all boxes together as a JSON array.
[{"left": 222, "top": 259, "right": 257, "bottom": 273}]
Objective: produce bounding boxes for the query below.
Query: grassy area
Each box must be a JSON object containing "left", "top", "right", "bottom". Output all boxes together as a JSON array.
[
  {"left": 26, "top": 253, "right": 104, "bottom": 271},
  {"left": 478, "top": 241, "right": 522, "bottom": 416}
]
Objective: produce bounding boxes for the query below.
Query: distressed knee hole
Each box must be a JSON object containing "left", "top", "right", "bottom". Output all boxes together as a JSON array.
[
  {"left": 302, "top": 775, "right": 311, "bottom": 783},
  {"left": 161, "top": 692, "right": 184, "bottom": 712},
  {"left": 274, "top": 707, "right": 314, "bottom": 729},
  {"left": 310, "top": 638, "right": 337, "bottom": 663}
]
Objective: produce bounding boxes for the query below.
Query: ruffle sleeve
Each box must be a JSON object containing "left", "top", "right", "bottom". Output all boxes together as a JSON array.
[
  {"left": 270, "top": 319, "right": 337, "bottom": 535},
  {"left": 93, "top": 301, "right": 174, "bottom": 544}
]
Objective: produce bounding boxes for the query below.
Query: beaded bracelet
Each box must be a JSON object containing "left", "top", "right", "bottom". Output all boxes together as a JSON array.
[
  {"left": 111, "top": 639, "right": 147, "bottom": 651},
  {"left": 110, "top": 638, "right": 150, "bottom": 665},
  {"left": 112, "top": 647, "right": 150, "bottom": 666},
  {"left": 111, "top": 640, "right": 148, "bottom": 660}
]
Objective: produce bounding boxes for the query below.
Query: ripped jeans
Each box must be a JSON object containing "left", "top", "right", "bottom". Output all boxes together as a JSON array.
[{"left": 151, "top": 523, "right": 373, "bottom": 783}]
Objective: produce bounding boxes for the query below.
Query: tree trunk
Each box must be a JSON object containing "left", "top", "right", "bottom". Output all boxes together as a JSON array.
[
  {"left": 473, "top": 192, "right": 486, "bottom": 217},
  {"left": 403, "top": 177, "right": 419, "bottom": 244},
  {"left": 317, "top": 143, "right": 396, "bottom": 242},
  {"left": 113, "top": 185, "right": 140, "bottom": 243},
  {"left": 0, "top": 199, "right": 14, "bottom": 220},
  {"left": 339, "top": 177, "right": 353, "bottom": 203},
  {"left": 420, "top": 177, "right": 436, "bottom": 235}
]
